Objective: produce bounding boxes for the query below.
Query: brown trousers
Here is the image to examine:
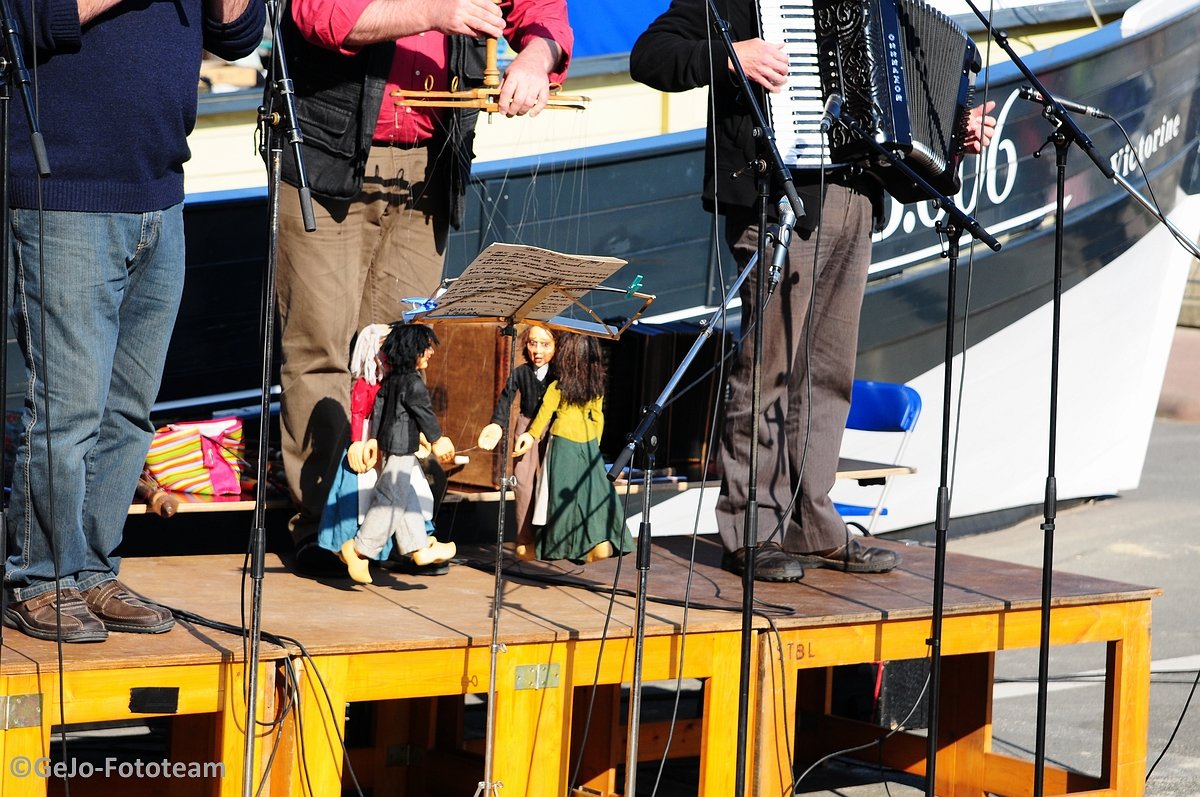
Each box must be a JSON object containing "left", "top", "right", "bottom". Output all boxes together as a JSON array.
[
  {"left": 715, "top": 184, "right": 874, "bottom": 555},
  {"left": 276, "top": 145, "right": 446, "bottom": 541}
]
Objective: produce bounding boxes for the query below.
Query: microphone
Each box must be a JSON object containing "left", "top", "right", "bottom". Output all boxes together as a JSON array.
[
  {"left": 1019, "top": 86, "right": 1108, "bottom": 119},
  {"left": 768, "top": 198, "right": 797, "bottom": 292},
  {"left": 819, "top": 93, "right": 843, "bottom": 133}
]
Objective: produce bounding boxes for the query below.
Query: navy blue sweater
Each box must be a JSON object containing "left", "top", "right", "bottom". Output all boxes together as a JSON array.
[{"left": 9, "top": 0, "right": 265, "bottom": 212}]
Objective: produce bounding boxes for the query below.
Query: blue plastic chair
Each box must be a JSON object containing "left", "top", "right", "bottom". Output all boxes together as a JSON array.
[{"left": 834, "top": 379, "right": 922, "bottom": 531}]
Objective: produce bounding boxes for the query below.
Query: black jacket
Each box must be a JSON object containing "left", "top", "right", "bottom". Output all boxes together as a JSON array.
[
  {"left": 276, "top": 16, "right": 486, "bottom": 228},
  {"left": 630, "top": 0, "right": 882, "bottom": 231},
  {"left": 374, "top": 372, "right": 444, "bottom": 457},
  {"left": 490, "top": 363, "right": 553, "bottom": 426}
]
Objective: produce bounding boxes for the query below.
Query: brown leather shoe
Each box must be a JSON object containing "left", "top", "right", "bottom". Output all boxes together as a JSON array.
[
  {"left": 794, "top": 539, "right": 901, "bottom": 573},
  {"left": 81, "top": 580, "right": 175, "bottom": 634},
  {"left": 3, "top": 588, "right": 108, "bottom": 643}
]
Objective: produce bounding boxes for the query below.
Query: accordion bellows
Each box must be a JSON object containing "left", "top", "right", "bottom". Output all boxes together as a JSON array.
[{"left": 761, "top": 0, "right": 980, "bottom": 202}]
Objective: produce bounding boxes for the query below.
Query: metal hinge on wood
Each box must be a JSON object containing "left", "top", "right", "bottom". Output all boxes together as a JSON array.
[
  {"left": 1, "top": 694, "right": 42, "bottom": 729},
  {"left": 514, "top": 663, "right": 560, "bottom": 690}
]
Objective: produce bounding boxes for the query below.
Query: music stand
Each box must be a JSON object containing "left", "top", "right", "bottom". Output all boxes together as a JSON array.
[{"left": 410, "top": 242, "right": 652, "bottom": 796}]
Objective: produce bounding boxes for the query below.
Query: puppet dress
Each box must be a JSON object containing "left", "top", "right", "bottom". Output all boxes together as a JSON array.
[
  {"left": 317, "top": 376, "right": 394, "bottom": 557},
  {"left": 527, "top": 383, "right": 633, "bottom": 563}
]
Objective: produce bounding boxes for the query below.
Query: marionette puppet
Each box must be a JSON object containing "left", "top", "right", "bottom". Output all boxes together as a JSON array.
[
  {"left": 477, "top": 325, "right": 557, "bottom": 561},
  {"left": 339, "top": 322, "right": 457, "bottom": 584},
  {"left": 316, "top": 323, "right": 389, "bottom": 557},
  {"left": 512, "top": 332, "right": 633, "bottom": 564}
]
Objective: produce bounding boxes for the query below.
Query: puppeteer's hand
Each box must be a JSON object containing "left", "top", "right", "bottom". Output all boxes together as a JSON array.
[
  {"left": 964, "top": 100, "right": 997, "bottom": 154},
  {"left": 430, "top": 436, "right": 456, "bottom": 465},
  {"left": 428, "top": 0, "right": 505, "bottom": 40},
  {"left": 498, "top": 39, "right": 559, "bottom": 118},
  {"left": 730, "top": 38, "right": 789, "bottom": 93},
  {"left": 512, "top": 432, "right": 534, "bottom": 458},
  {"left": 363, "top": 438, "right": 379, "bottom": 470},
  {"left": 477, "top": 423, "right": 503, "bottom": 451}
]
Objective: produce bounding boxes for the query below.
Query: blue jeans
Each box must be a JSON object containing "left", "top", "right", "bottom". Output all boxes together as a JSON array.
[{"left": 5, "top": 205, "right": 185, "bottom": 601}]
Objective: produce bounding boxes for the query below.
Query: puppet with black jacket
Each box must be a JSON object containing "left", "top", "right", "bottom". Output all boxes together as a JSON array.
[
  {"left": 339, "top": 323, "right": 458, "bottom": 584},
  {"left": 477, "top": 326, "right": 557, "bottom": 560}
]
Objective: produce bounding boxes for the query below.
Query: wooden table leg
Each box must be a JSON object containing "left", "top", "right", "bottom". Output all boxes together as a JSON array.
[
  {"left": 934, "top": 652, "right": 993, "bottom": 797},
  {"left": 700, "top": 630, "right": 743, "bottom": 796},
  {"left": 491, "top": 642, "right": 568, "bottom": 797},
  {"left": 568, "top": 684, "right": 621, "bottom": 795},
  {"left": 0, "top": 673, "right": 52, "bottom": 797},
  {"left": 288, "top": 656, "right": 349, "bottom": 797},
  {"left": 1103, "top": 600, "right": 1152, "bottom": 797}
]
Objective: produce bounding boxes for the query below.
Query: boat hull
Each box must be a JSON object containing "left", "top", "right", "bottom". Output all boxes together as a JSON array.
[{"left": 14, "top": 1, "right": 1189, "bottom": 537}]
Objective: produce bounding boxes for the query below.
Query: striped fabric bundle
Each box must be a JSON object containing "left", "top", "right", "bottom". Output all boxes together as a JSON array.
[{"left": 145, "top": 417, "right": 245, "bottom": 495}]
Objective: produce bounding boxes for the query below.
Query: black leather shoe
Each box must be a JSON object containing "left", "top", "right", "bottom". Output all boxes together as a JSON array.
[
  {"left": 381, "top": 548, "right": 451, "bottom": 576},
  {"left": 794, "top": 539, "right": 900, "bottom": 573},
  {"left": 721, "top": 542, "right": 805, "bottom": 582},
  {"left": 293, "top": 541, "right": 346, "bottom": 577}
]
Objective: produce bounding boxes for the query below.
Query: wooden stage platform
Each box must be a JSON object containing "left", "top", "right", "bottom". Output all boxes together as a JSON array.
[{"left": 0, "top": 536, "right": 1158, "bottom": 796}]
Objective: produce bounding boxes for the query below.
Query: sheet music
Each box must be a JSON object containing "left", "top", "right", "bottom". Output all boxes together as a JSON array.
[{"left": 423, "top": 243, "right": 628, "bottom": 323}]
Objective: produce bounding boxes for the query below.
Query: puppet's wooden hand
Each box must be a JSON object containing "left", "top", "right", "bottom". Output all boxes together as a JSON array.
[
  {"left": 430, "top": 435, "right": 456, "bottom": 465},
  {"left": 512, "top": 432, "right": 534, "bottom": 457},
  {"left": 347, "top": 441, "right": 369, "bottom": 473},
  {"left": 477, "top": 423, "right": 503, "bottom": 450}
]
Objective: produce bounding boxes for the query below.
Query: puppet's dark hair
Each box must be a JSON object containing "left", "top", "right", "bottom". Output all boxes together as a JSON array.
[
  {"left": 380, "top": 322, "right": 439, "bottom": 373},
  {"left": 552, "top": 333, "right": 605, "bottom": 405}
]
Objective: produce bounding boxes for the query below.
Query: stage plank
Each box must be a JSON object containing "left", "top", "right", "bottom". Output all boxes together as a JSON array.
[{"left": 3, "top": 539, "right": 1157, "bottom": 797}]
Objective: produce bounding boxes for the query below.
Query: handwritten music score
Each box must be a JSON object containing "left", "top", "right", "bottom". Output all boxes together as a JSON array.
[{"left": 425, "top": 243, "right": 628, "bottom": 322}]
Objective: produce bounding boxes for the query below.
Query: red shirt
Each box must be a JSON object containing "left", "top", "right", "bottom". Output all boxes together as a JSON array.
[{"left": 291, "top": 0, "right": 573, "bottom": 145}]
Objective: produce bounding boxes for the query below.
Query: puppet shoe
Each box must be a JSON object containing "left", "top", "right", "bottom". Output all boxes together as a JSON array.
[
  {"left": 585, "top": 541, "right": 614, "bottom": 564},
  {"left": 411, "top": 539, "right": 456, "bottom": 567},
  {"left": 338, "top": 540, "right": 373, "bottom": 585},
  {"left": 514, "top": 544, "right": 536, "bottom": 562}
]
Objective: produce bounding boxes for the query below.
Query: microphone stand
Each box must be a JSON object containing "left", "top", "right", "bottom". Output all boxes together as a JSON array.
[
  {"left": 831, "top": 109, "right": 999, "bottom": 797},
  {"left": 700, "top": 5, "right": 808, "bottom": 794},
  {"left": 958, "top": 3, "right": 1200, "bottom": 795},
  {"left": 606, "top": 238, "right": 779, "bottom": 797},
  {"left": 477, "top": 322, "right": 519, "bottom": 797},
  {"left": 244, "top": 2, "right": 316, "bottom": 795},
  {"left": 604, "top": 2, "right": 805, "bottom": 792},
  {"left": 0, "top": 0, "right": 51, "bottom": 641}
]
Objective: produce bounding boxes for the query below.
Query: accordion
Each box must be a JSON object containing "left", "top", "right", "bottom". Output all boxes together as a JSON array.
[{"left": 759, "top": 0, "right": 981, "bottom": 203}]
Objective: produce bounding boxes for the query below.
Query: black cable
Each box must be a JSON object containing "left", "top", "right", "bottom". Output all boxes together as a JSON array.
[
  {"left": 649, "top": 368, "right": 728, "bottom": 796},
  {"left": 566, "top": 489, "right": 632, "bottom": 792},
  {"left": 1145, "top": 662, "right": 1199, "bottom": 781},
  {"left": 791, "top": 656, "right": 933, "bottom": 792},
  {"left": 6, "top": 4, "right": 75, "bottom": 791},
  {"left": 166, "top": 606, "right": 365, "bottom": 797}
]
